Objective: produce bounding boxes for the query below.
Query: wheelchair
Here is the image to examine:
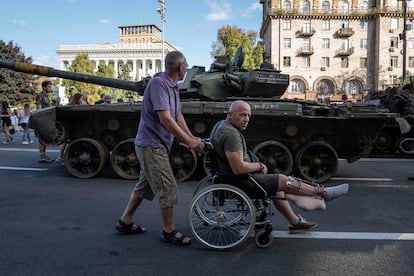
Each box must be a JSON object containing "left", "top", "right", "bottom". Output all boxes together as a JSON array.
[{"left": 187, "top": 140, "right": 276, "bottom": 250}]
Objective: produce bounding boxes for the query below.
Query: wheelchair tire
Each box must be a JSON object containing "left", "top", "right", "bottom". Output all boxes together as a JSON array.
[
  {"left": 192, "top": 175, "right": 213, "bottom": 197},
  {"left": 255, "top": 230, "right": 273, "bottom": 248},
  {"left": 188, "top": 184, "right": 256, "bottom": 250}
]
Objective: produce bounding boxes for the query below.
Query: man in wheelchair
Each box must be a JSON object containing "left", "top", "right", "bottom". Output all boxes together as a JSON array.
[{"left": 210, "top": 100, "right": 349, "bottom": 233}]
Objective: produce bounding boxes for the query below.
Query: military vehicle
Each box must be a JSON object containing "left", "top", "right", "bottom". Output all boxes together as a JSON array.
[
  {"left": 366, "top": 87, "right": 414, "bottom": 157},
  {"left": 0, "top": 48, "right": 397, "bottom": 182}
]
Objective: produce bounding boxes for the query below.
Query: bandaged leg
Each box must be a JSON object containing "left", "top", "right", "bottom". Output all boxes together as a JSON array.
[
  {"left": 286, "top": 194, "right": 326, "bottom": 211},
  {"left": 281, "top": 176, "right": 348, "bottom": 201}
]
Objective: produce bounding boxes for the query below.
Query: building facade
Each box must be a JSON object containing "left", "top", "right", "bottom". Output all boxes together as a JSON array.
[
  {"left": 260, "top": 0, "right": 414, "bottom": 102},
  {"left": 56, "top": 24, "right": 176, "bottom": 81}
]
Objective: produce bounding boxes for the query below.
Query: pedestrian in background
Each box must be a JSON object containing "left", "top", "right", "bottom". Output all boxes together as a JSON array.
[
  {"left": 1, "top": 100, "right": 14, "bottom": 144},
  {"left": 18, "top": 103, "right": 33, "bottom": 145},
  {"left": 36, "top": 80, "right": 53, "bottom": 163}
]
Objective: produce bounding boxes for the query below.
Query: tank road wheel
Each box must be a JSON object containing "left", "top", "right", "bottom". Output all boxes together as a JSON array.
[
  {"left": 253, "top": 141, "right": 294, "bottom": 175},
  {"left": 54, "top": 121, "right": 67, "bottom": 145},
  {"left": 294, "top": 141, "right": 338, "bottom": 183},
  {"left": 65, "top": 138, "right": 108, "bottom": 179},
  {"left": 169, "top": 143, "right": 197, "bottom": 182},
  {"left": 110, "top": 138, "right": 140, "bottom": 180},
  {"left": 188, "top": 184, "right": 256, "bottom": 250}
]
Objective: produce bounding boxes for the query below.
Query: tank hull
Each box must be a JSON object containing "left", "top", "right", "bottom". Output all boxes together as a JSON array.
[{"left": 28, "top": 100, "right": 394, "bottom": 182}]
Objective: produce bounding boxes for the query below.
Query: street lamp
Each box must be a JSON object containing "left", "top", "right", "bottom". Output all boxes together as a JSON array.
[{"left": 156, "top": 0, "right": 166, "bottom": 71}]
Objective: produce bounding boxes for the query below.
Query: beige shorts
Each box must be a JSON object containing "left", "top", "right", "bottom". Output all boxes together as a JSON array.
[{"left": 133, "top": 145, "right": 177, "bottom": 208}]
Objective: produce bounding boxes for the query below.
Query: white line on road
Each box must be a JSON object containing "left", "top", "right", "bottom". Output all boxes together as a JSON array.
[
  {"left": 0, "top": 166, "right": 48, "bottom": 171},
  {"left": 0, "top": 148, "right": 59, "bottom": 153},
  {"left": 332, "top": 177, "right": 394, "bottom": 181},
  {"left": 271, "top": 231, "right": 414, "bottom": 241}
]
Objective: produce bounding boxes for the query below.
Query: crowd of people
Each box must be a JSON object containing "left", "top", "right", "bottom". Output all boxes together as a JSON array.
[{"left": 0, "top": 83, "right": 137, "bottom": 161}]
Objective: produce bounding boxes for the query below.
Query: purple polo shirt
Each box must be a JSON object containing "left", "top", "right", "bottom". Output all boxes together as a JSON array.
[{"left": 135, "top": 72, "right": 181, "bottom": 151}]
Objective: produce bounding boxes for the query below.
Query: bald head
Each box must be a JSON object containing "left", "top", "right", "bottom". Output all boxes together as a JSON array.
[
  {"left": 226, "top": 100, "right": 251, "bottom": 131},
  {"left": 228, "top": 100, "right": 250, "bottom": 113}
]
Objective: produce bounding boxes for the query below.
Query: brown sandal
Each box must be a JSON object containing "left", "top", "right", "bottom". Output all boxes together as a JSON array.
[
  {"left": 161, "top": 229, "right": 192, "bottom": 246},
  {"left": 116, "top": 220, "right": 146, "bottom": 234}
]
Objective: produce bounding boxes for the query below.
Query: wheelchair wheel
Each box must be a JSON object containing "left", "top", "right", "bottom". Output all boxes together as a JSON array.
[
  {"left": 255, "top": 230, "right": 273, "bottom": 248},
  {"left": 192, "top": 175, "right": 212, "bottom": 197},
  {"left": 188, "top": 184, "right": 256, "bottom": 250}
]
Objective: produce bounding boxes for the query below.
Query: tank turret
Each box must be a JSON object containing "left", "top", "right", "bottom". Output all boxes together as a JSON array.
[{"left": 178, "top": 47, "right": 290, "bottom": 101}]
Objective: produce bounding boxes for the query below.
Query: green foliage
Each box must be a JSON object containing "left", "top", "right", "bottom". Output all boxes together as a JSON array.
[
  {"left": 211, "top": 25, "right": 264, "bottom": 69},
  {"left": 61, "top": 53, "right": 98, "bottom": 100},
  {"left": 0, "top": 40, "right": 36, "bottom": 106}
]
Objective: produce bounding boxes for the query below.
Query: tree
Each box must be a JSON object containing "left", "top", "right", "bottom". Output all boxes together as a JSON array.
[
  {"left": 211, "top": 25, "right": 264, "bottom": 69},
  {"left": 0, "top": 40, "right": 36, "bottom": 105},
  {"left": 61, "top": 53, "right": 99, "bottom": 101}
]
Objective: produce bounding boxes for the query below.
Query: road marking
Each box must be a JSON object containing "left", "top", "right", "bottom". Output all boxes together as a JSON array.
[
  {"left": 271, "top": 231, "right": 414, "bottom": 241},
  {"left": 332, "top": 177, "right": 393, "bottom": 181},
  {"left": 0, "top": 148, "right": 59, "bottom": 153},
  {"left": 0, "top": 166, "right": 48, "bottom": 171}
]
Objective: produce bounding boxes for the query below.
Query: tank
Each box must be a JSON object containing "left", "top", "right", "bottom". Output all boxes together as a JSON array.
[
  {"left": 365, "top": 87, "right": 414, "bottom": 157},
  {"left": 0, "top": 49, "right": 397, "bottom": 182}
]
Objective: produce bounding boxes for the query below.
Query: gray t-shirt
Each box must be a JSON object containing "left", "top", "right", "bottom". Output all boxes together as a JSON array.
[
  {"left": 210, "top": 120, "right": 250, "bottom": 172},
  {"left": 135, "top": 72, "right": 181, "bottom": 151}
]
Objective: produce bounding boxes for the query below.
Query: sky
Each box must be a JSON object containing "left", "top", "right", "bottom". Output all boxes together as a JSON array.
[{"left": 0, "top": 0, "right": 263, "bottom": 69}]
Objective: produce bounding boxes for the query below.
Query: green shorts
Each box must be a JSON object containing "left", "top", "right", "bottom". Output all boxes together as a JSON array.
[{"left": 133, "top": 145, "right": 177, "bottom": 208}]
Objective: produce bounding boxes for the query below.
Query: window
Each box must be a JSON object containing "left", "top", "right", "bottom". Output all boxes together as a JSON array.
[
  {"left": 303, "top": 20, "right": 311, "bottom": 33},
  {"left": 360, "top": 1, "right": 369, "bottom": 12},
  {"left": 341, "top": 39, "right": 349, "bottom": 50},
  {"left": 341, "top": 1, "right": 350, "bottom": 14},
  {"left": 322, "top": 20, "right": 330, "bottom": 30},
  {"left": 290, "top": 79, "right": 306, "bottom": 93},
  {"left": 283, "top": 0, "right": 292, "bottom": 11},
  {"left": 303, "top": 38, "right": 311, "bottom": 51},
  {"left": 410, "top": 38, "right": 414, "bottom": 48},
  {"left": 389, "top": 0, "right": 399, "bottom": 9},
  {"left": 322, "top": 38, "right": 330, "bottom": 49},
  {"left": 409, "top": 57, "right": 414, "bottom": 67},
  {"left": 283, "top": 20, "right": 291, "bottom": 30},
  {"left": 390, "top": 56, "right": 398, "bottom": 67},
  {"left": 303, "top": 0, "right": 311, "bottom": 14},
  {"left": 303, "top": 57, "right": 310, "bottom": 67},
  {"left": 390, "top": 37, "right": 398, "bottom": 48},
  {"left": 283, "top": 38, "right": 292, "bottom": 48},
  {"left": 283, "top": 56, "right": 291, "bottom": 67},
  {"left": 390, "top": 75, "right": 399, "bottom": 85},
  {"left": 322, "top": 57, "right": 330, "bottom": 67},
  {"left": 322, "top": 1, "right": 330, "bottom": 12},
  {"left": 360, "top": 57, "right": 367, "bottom": 68},
  {"left": 342, "top": 20, "right": 349, "bottom": 28},
  {"left": 360, "top": 20, "right": 368, "bottom": 30},
  {"left": 360, "top": 39, "right": 367, "bottom": 49},
  {"left": 391, "top": 18, "right": 398, "bottom": 30},
  {"left": 341, "top": 57, "right": 349, "bottom": 68}
]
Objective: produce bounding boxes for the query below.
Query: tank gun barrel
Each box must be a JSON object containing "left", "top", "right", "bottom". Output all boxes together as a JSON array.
[{"left": 0, "top": 59, "right": 147, "bottom": 93}]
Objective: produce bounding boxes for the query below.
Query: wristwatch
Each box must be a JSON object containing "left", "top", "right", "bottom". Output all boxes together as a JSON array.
[{"left": 259, "top": 163, "right": 265, "bottom": 173}]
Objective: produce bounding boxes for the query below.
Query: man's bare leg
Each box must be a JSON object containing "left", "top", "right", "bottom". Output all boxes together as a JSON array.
[{"left": 160, "top": 207, "right": 191, "bottom": 244}]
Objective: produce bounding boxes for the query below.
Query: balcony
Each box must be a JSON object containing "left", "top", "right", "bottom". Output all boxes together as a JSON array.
[
  {"left": 335, "top": 47, "right": 354, "bottom": 56},
  {"left": 295, "top": 28, "right": 316, "bottom": 37},
  {"left": 337, "top": 27, "right": 355, "bottom": 37},
  {"left": 296, "top": 47, "right": 314, "bottom": 56}
]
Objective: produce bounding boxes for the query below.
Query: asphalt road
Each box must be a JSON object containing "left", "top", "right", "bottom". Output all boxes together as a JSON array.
[{"left": 0, "top": 132, "right": 413, "bottom": 275}]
